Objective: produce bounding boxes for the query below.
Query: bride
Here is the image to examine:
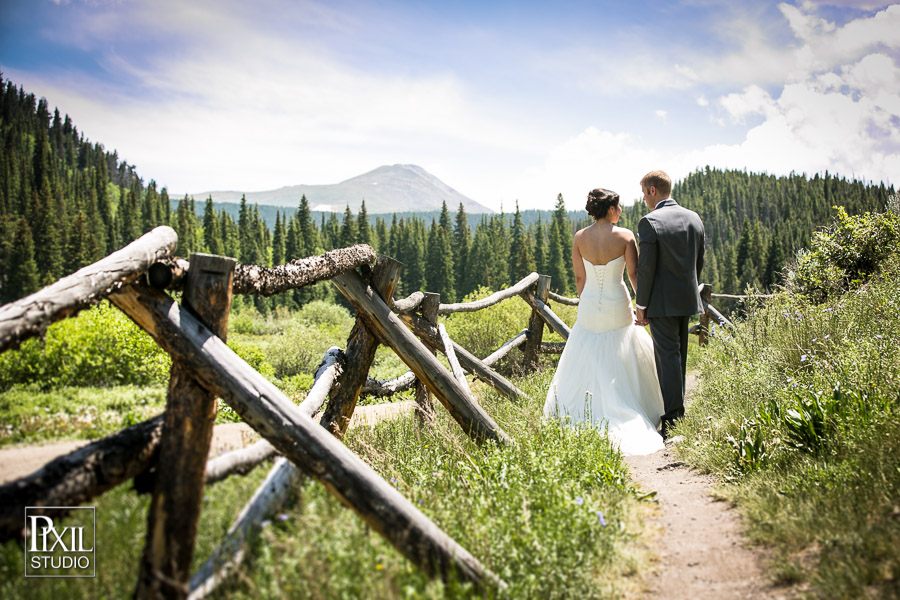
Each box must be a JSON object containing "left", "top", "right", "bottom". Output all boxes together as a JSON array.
[{"left": 543, "top": 188, "right": 665, "bottom": 456}]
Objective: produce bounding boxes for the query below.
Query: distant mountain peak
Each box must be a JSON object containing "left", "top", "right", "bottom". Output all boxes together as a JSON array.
[{"left": 192, "top": 164, "right": 494, "bottom": 214}]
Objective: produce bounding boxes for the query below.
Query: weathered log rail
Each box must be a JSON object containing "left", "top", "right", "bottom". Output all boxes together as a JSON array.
[{"left": 0, "top": 223, "right": 744, "bottom": 596}]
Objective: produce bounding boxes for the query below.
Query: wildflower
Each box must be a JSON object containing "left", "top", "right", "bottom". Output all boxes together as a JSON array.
[
  {"left": 575, "top": 496, "right": 584, "bottom": 506},
  {"left": 875, "top": 334, "right": 883, "bottom": 339},
  {"left": 277, "top": 513, "right": 289, "bottom": 522},
  {"left": 800, "top": 354, "right": 807, "bottom": 362},
  {"left": 596, "top": 511, "right": 607, "bottom": 526},
  {"left": 786, "top": 378, "right": 793, "bottom": 383},
  {"left": 261, "top": 520, "right": 271, "bottom": 528},
  {"left": 824, "top": 334, "right": 830, "bottom": 340},
  {"left": 376, "top": 564, "right": 384, "bottom": 571},
  {"left": 390, "top": 477, "right": 397, "bottom": 484}
]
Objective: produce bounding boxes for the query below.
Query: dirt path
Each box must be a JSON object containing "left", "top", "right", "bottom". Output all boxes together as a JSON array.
[
  {"left": 624, "top": 376, "right": 793, "bottom": 599},
  {"left": 0, "top": 400, "right": 416, "bottom": 485}
]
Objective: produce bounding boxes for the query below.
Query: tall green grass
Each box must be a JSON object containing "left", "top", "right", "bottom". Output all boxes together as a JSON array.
[
  {"left": 0, "top": 369, "right": 654, "bottom": 599},
  {"left": 676, "top": 246, "right": 900, "bottom": 598}
]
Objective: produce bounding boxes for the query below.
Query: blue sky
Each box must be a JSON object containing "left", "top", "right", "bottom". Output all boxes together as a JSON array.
[{"left": 1, "top": 0, "right": 898, "bottom": 211}]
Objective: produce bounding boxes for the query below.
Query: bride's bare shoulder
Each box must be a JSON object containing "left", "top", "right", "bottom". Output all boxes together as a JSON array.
[{"left": 613, "top": 226, "right": 635, "bottom": 240}]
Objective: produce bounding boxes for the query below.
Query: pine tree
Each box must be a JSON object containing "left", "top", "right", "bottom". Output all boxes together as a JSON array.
[
  {"left": 31, "top": 176, "right": 63, "bottom": 284},
  {"left": 202, "top": 197, "right": 223, "bottom": 255},
  {"left": 0, "top": 217, "right": 15, "bottom": 302},
  {"left": 8, "top": 218, "right": 40, "bottom": 299},
  {"left": 722, "top": 246, "right": 739, "bottom": 294},
  {"left": 553, "top": 194, "right": 574, "bottom": 293},
  {"left": 399, "top": 218, "right": 426, "bottom": 295},
  {"left": 285, "top": 214, "right": 299, "bottom": 262},
  {"left": 272, "top": 211, "right": 286, "bottom": 265},
  {"left": 546, "top": 217, "right": 568, "bottom": 293},
  {"left": 357, "top": 200, "right": 371, "bottom": 247},
  {"left": 374, "top": 217, "right": 388, "bottom": 254},
  {"left": 221, "top": 210, "right": 239, "bottom": 258},
  {"left": 64, "top": 210, "right": 96, "bottom": 274},
  {"left": 439, "top": 201, "right": 451, "bottom": 231},
  {"left": 389, "top": 214, "right": 400, "bottom": 259},
  {"left": 764, "top": 235, "right": 785, "bottom": 289},
  {"left": 425, "top": 218, "right": 455, "bottom": 302},
  {"left": 340, "top": 204, "right": 356, "bottom": 248},
  {"left": 453, "top": 203, "right": 471, "bottom": 297},
  {"left": 253, "top": 204, "right": 269, "bottom": 264},
  {"left": 467, "top": 223, "right": 491, "bottom": 293},
  {"left": 174, "top": 195, "right": 199, "bottom": 256},
  {"left": 143, "top": 180, "right": 160, "bottom": 233},
  {"left": 516, "top": 230, "right": 537, "bottom": 282},
  {"left": 238, "top": 196, "right": 265, "bottom": 264},
  {"left": 534, "top": 216, "right": 547, "bottom": 275},
  {"left": 325, "top": 212, "right": 340, "bottom": 250},
  {"left": 508, "top": 201, "right": 528, "bottom": 282}
]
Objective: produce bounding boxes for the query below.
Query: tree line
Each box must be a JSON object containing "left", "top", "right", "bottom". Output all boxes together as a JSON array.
[
  {"left": 1, "top": 73, "right": 895, "bottom": 311},
  {"left": 618, "top": 167, "right": 895, "bottom": 296}
]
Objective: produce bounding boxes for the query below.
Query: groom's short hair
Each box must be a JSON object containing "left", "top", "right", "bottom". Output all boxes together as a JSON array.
[{"left": 641, "top": 170, "right": 672, "bottom": 198}]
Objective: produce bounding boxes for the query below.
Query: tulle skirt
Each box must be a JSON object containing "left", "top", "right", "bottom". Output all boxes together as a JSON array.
[{"left": 543, "top": 322, "right": 665, "bottom": 456}]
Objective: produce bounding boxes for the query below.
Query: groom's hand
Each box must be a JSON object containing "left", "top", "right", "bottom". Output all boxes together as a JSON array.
[{"left": 635, "top": 307, "right": 648, "bottom": 326}]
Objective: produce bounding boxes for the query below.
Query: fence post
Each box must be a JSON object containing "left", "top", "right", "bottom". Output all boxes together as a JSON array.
[
  {"left": 321, "top": 256, "right": 402, "bottom": 438},
  {"left": 523, "top": 275, "right": 551, "bottom": 372},
  {"left": 332, "top": 269, "right": 510, "bottom": 445},
  {"left": 135, "top": 253, "right": 235, "bottom": 600},
  {"left": 415, "top": 292, "right": 440, "bottom": 425},
  {"left": 698, "top": 283, "right": 712, "bottom": 347}
]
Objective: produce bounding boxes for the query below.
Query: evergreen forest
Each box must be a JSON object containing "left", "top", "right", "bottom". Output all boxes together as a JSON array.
[{"left": 1, "top": 74, "right": 895, "bottom": 310}]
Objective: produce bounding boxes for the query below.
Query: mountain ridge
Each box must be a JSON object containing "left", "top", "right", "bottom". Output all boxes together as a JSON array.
[{"left": 185, "top": 164, "right": 495, "bottom": 214}]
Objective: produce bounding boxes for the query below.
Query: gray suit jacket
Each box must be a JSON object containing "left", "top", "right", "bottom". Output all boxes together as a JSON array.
[{"left": 636, "top": 199, "right": 705, "bottom": 317}]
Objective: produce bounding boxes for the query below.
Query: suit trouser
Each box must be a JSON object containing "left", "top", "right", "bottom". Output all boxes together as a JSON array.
[{"left": 648, "top": 315, "right": 690, "bottom": 423}]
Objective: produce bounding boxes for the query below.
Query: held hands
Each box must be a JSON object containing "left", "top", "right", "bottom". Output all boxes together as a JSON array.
[{"left": 635, "top": 307, "right": 649, "bottom": 327}]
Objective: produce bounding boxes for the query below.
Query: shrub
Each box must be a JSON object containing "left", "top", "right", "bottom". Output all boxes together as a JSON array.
[
  {"left": 0, "top": 301, "right": 171, "bottom": 391},
  {"left": 0, "top": 300, "right": 281, "bottom": 391},
  {"left": 259, "top": 302, "right": 353, "bottom": 379},
  {"left": 785, "top": 205, "right": 900, "bottom": 303}
]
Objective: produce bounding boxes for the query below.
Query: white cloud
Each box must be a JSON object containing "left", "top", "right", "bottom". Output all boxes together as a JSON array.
[
  {"left": 697, "top": 49, "right": 900, "bottom": 187},
  {"left": 719, "top": 85, "right": 780, "bottom": 123},
  {"left": 519, "top": 127, "right": 665, "bottom": 208},
  {"left": 779, "top": 2, "right": 836, "bottom": 43},
  {"left": 655, "top": 109, "right": 668, "bottom": 121},
  {"left": 14, "top": 0, "right": 546, "bottom": 200}
]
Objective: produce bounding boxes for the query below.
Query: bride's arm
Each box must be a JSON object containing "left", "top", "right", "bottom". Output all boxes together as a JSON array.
[
  {"left": 624, "top": 231, "right": 639, "bottom": 296},
  {"left": 572, "top": 235, "right": 586, "bottom": 297}
]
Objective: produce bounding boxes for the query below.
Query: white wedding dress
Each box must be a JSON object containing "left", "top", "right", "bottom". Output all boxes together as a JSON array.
[{"left": 543, "top": 255, "right": 665, "bottom": 456}]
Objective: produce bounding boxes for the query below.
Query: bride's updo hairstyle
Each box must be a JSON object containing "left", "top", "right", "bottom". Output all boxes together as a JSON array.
[{"left": 586, "top": 188, "right": 620, "bottom": 220}]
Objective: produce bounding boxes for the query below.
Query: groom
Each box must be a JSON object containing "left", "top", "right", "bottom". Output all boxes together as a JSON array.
[{"left": 634, "top": 170, "right": 705, "bottom": 438}]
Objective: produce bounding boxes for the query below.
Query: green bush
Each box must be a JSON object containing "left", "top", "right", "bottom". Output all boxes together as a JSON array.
[
  {"left": 0, "top": 300, "right": 283, "bottom": 392},
  {"left": 0, "top": 301, "right": 171, "bottom": 391},
  {"left": 255, "top": 301, "right": 354, "bottom": 379},
  {"left": 785, "top": 205, "right": 900, "bottom": 303}
]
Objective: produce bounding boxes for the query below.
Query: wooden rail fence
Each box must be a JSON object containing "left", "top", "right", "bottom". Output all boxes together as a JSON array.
[{"left": 0, "top": 225, "right": 735, "bottom": 598}]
